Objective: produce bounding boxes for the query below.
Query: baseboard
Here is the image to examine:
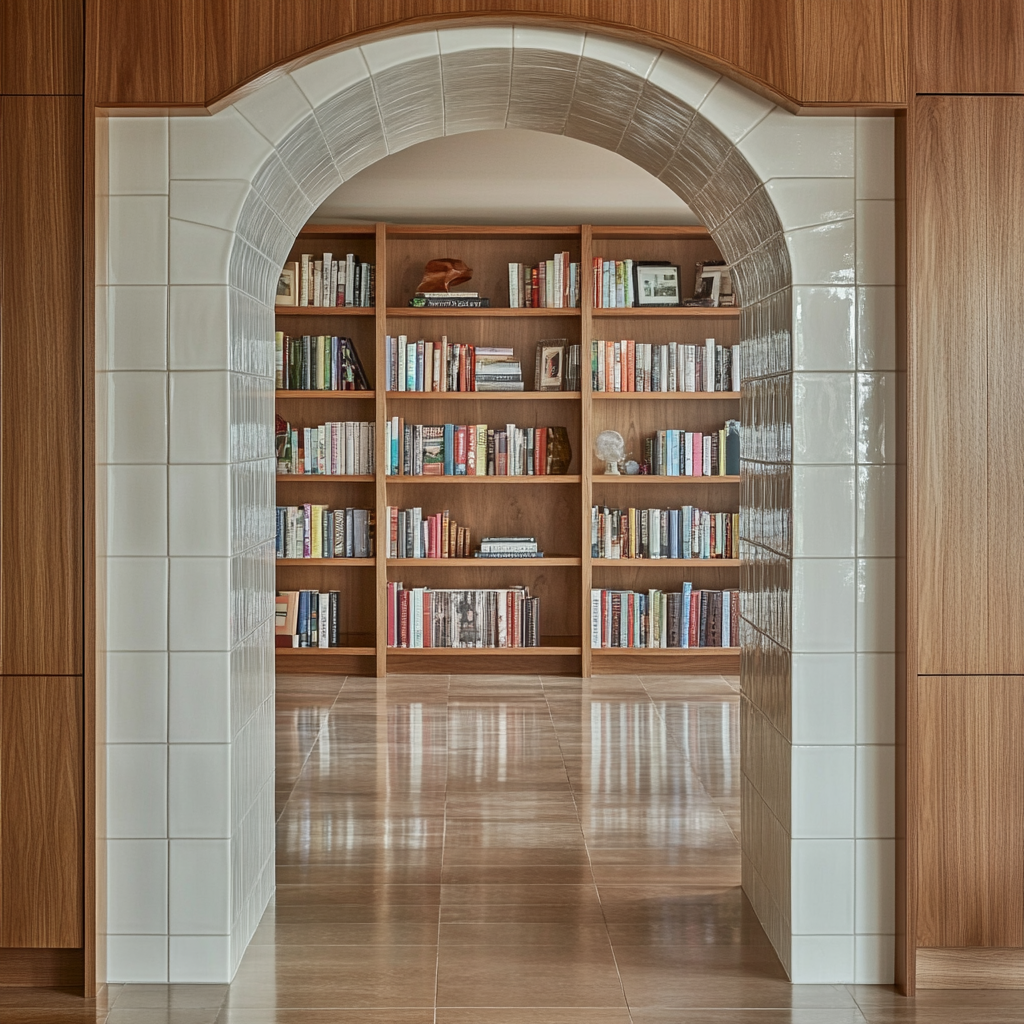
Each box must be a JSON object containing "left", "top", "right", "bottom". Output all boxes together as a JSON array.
[
  {"left": 916, "top": 947, "right": 1024, "bottom": 989},
  {"left": 0, "top": 947, "right": 85, "bottom": 988}
]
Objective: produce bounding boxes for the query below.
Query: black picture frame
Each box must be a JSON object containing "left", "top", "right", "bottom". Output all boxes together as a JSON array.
[{"left": 632, "top": 261, "right": 682, "bottom": 307}]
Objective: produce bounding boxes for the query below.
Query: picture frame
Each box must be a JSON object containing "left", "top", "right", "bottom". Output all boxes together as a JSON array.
[
  {"left": 537, "top": 341, "right": 566, "bottom": 391},
  {"left": 633, "top": 262, "right": 682, "bottom": 307},
  {"left": 276, "top": 261, "right": 299, "bottom": 306}
]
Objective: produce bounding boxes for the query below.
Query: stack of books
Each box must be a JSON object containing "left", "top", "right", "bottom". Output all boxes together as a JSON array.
[
  {"left": 276, "top": 418, "right": 375, "bottom": 475},
  {"left": 475, "top": 349, "right": 523, "bottom": 391},
  {"left": 592, "top": 506, "right": 738, "bottom": 560},
  {"left": 276, "top": 505, "right": 375, "bottom": 559},
  {"left": 476, "top": 537, "right": 543, "bottom": 559},
  {"left": 591, "top": 339, "right": 740, "bottom": 392},
  {"left": 508, "top": 253, "right": 580, "bottom": 308},
  {"left": 643, "top": 421, "right": 739, "bottom": 477},
  {"left": 590, "top": 585, "right": 739, "bottom": 648},
  {"left": 275, "top": 590, "right": 343, "bottom": 647},
  {"left": 275, "top": 334, "right": 370, "bottom": 391},
  {"left": 409, "top": 292, "right": 490, "bottom": 308},
  {"left": 385, "top": 507, "right": 472, "bottom": 559},
  {"left": 387, "top": 584, "right": 540, "bottom": 648}
]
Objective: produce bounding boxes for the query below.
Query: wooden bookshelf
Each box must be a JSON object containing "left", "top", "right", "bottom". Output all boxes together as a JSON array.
[{"left": 275, "top": 223, "right": 741, "bottom": 676}]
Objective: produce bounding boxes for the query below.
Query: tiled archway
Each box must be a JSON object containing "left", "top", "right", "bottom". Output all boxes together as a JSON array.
[{"left": 98, "top": 23, "right": 896, "bottom": 986}]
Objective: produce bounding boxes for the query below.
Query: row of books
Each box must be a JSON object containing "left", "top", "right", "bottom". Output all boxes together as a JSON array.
[
  {"left": 507, "top": 254, "right": 581, "bottom": 308},
  {"left": 592, "top": 258, "right": 640, "bottom": 309},
  {"left": 275, "top": 590, "right": 344, "bottom": 648},
  {"left": 280, "top": 254, "right": 374, "bottom": 307},
  {"left": 275, "top": 418, "right": 376, "bottom": 476},
  {"left": 386, "top": 507, "right": 472, "bottom": 559},
  {"left": 592, "top": 339, "right": 740, "bottom": 393},
  {"left": 385, "top": 420, "right": 560, "bottom": 476},
  {"left": 592, "top": 506, "right": 739, "bottom": 560},
  {"left": 387, "top": 584, "right": 541, "bottom": 648},
  {"left": 386, "top": 338, "right": 523, "bottom": 392},
  {"left": 276, "top": 505, "right": 375, "bottom": 560},
  {"left": 590, "top": 585, "right": 740, "bottom": 648},
  {"left": 274, "top": 333, "right": 370, "bottom": 391},
  {"left": 644, "top": 422, "right": 739, "bottom": 477}
]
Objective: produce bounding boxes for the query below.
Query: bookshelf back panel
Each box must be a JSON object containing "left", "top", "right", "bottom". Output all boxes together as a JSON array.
[
  {"left": 592, "top": 564, "right": 738, "bottom": 593},
  {"left": 275, "top": 480, "right": 376, "bottom": 505},
  {"left": 276, "top": 566, "right": 377, "bottom": 635},
  {"left": 591, "top": 478, "right": 739, "bottom": 509},
  {"left": 386, "top": 236, "right": 581, "bottom": 308},
  {"left": 275, "top": 317, "right": 377, "bottom": 388}
]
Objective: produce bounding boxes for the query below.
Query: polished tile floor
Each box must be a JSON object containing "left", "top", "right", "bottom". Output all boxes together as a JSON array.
[{"left": 8, "top": 672, "right": 1024, "bottom": 1022}]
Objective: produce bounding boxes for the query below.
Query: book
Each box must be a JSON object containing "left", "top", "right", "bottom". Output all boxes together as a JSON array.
[
  {"left": 590, "top": 338, "right": 735, "bottom": 393},
  {"left": 590, "top": 585, "right": 739, "bottom": 648},
  {"left": 278, "top": 334, "right": 370, "bottom": 391},
  {"left": 276, "top": 590, "right": 342, "bottom": 647},
  {"left": 275, "top": 420, "right": 375, "bottom": 476},
  {"left": 409, "top": 296, "right": 491, "bottom": 308}
]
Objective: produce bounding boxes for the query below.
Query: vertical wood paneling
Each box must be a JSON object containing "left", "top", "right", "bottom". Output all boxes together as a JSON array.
[
  {"left": 0, "top": 676, "right": 84, "bottom": 947},
  {"left": 916, "top": 676, "right": 1024, "bottom": 948},
  {"left": 912, "top": 97, "right": 988, "bottom": 675},
  {"left": 0, "top": 0, "right": 84, "bottom": 95},
  {"left": 0, "top": 96, "right": 84, "bottom": 675},
  {"left": 984, "top": 98, "right": 1024, "bottom": 673}
]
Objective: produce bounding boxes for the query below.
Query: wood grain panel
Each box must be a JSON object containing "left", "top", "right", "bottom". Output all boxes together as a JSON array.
[
  {"left": 917, "top": 947, "right": 1024, "bottom": 989},
  {"left": 0, "top": 947, "right": 84, "bottom": 987},
  {"left": 916, "top": 676, "right": 1024, "bottom": 949},
  {"left": 911, "top": 97, "right": 988, "bottom": 675},
  {"left": 913, "top": 0, "right": 1024, "bottom": 95},
  {"left": 0, "top": 0, "right": 83, "bottom": 96},
  {"left": 0, "top": 677, "right": 84, "bottom": 948},
  {"left": 985, "top": 98, "right": 1024, "bottom": 673},
  {"left": 0, "top": 97, "right": 83, "bottom": 675}
]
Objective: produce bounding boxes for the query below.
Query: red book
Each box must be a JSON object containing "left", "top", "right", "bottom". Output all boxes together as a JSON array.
[
  {"left": 399, "top": 589, "right": 409, "bottom": 648},
  {"left": 539, "top": 428, "right": 548, "bottom": 475},
  {"left": 387, "top": 583, "right": 396, "bottom": 646},
  {"left": 455, "top": 425, "right": 467, "bottom": 474},
  {"left": 458, "top": 346, "right": 467, "bottom": 391},
  {"left": 423, "top": 591, "right": 432, "bottom": 648},
  {"left": 627, "top": 592, "right": 635, "bottom": 647},
  {"left": 469, "top": 345, "right": 475, "bottom": 391},
  {"left": 626, "top": 338, "right": 635, "bottom": 392},
  {"left": 688, "top": 591, "right": 700, "bottom": 648}
]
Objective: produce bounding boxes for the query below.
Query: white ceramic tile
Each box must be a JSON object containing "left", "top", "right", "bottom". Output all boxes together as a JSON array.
[
  {"left": 107, "top": 465, "right": 167, "bottom": 556},
  {"left": 107, "top": 371, "right": 167, "bottom": 464},
  {"left": 855, "top": 838, "right": 895, "bottom": 933},
  {"left": 234, "top": 73, "right": 315, "bottom": 145},
  {"left": 438, "top": 25, "right": 514, "bottom": 54},
  {"left": 855, "top": 933, "right": 895, "bottom": 985},
  {"left": 169, "top": 935, "right": 231, "bottom": 983},
  {"left": 96, "top": 285, "right": 111, "bottom": 371},
  {"left": 792, "top": 373, "right": 855, "bottom": 464},
  {"left": 169, "top": 219, "right": 233, "bottom": 286},
  {"left": 512, "top": 25, "right": 586, "bottom": 57},
  {"left": 856, "top": 118, "right": 896, "bottom": 200},
  {"left": 792, "top": 746, "right": 855, "bottom": 838},
  {"left": 107, "top": 745, "right": 167, "bottom": 838},
  {"left": 169, "top": 286, "right": 231, "bottom": 370},
  {"left": 791, "top": 558, "right": 856, "bottom": 653},
  {"left": 856, "top": 200, "right": 896, "bottom": 285},
  {"left": 766, "top": 178, "right": 855, "bottom": 232},
  {"left": 582, "top": 34, "right": 658, "bottom": 78},
  {"left": 169, "top": 839, "right": 231, "bottom": 934},
  {"left": 291, "top": 48, "right": 371, "bottom": 108},
  {"left": 107, "top": 557, "right": 168, "bottom": 652},
  {"left": 857, "top": 653, "right": 896, "bottom": 744},
  {"left": 169, "top": 744, "right": 231, "bottom": 837},
  {"left": 108, "top": 117, "right": 169, "bottom": 195},
  {"left": 106, "top": 935, "right": 168, "bottom": 983},
  {"left": 168, "top": 464, "right": 230, "bottom": 556},
  {"left": 169, "top": 652, "right": 230, "bottom": 742},
  {"left": 107, "top": 839, "right": 168, "bottom": 933},
  {"left": 739, "top": 112, "right": 855, "bottom": 179},
  {"left": 786, "top": 219, "right": 855, "bottom": 285},
  {"left": 107, "top": 652, "right": 168, "bottom": 743},
  {"left": 857, "top": 286, "right": 897, "bottom": 371},
  {"left": 169, "top": 557, "right": 231, "bottom": 651},
  {"left": 361, "top": 30, "right": 439, "bottom": 73},
  {"left": 791, "top": 653, "right": 856, "bottom": 745},
  {"left": 857, "top": 465, "right": 896, "bottom": 557},
  {"left": 793, "top": 465, "right": 856, "bottom": 557},
  {"left": 791, "top": 838, "right": 855, "bottom": 933},
  {"left": 169, "top": 180, "right": 251, "bottom": 233},
  {"left": 108, "top": 196, "right": 169, "bottom": 285},
  {"left": 169, "top": 371, "right": 230, "bottom": 464},
  {"left": 792, "top": 286, "right": 856, "bottom": 372},
  {"left": 856, "top": 744, "right": 896, "bottom": 838},
  {"left": 856, "top": 557, "right": 896, "bottom": 653},
  {"left": 647, "top": 52, "right": 720, "bottom": 110},
  {"left": 790, "top": 934, "right": 855, "bottom": 984},
  {"left": 170, "top": 108, "right": 274, "bottom": 181},
  {"left": 698, "top": 76, "right": 774, "bottom": 143},
  {"left": 96, "top": 371, "right": 110, "bottom": 467},
  {"left": 107, "top": 286, "right": 168, "bottom": 370},
  {"left": 856, "top": 372, "right": 896, "bottom": 465}
]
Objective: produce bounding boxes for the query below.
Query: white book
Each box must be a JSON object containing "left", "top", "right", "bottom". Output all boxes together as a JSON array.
[
  {"left": 300, "top": 254, "right": 310, "bottom": 306},
  {"left": 668, "top": 344, "right": 677, "bottom": 392},
  {"left": 345, "top": 254, "right": 355, "bottom": 307},
  {"left": 703, "top": 434, "right": 712, "bottom": 476},
  {"left": 684, "top": 346, "right": 696, "bottom": 392},
  {"left": 318, "top": 593, "right": 330, "bottom": 648},
  {"left": 329, "top": 258, "right": 338, "bottom": 307},
  {"left": 731, "top": 345, "right": 741, "bottom": 392},
  {"left": 705, "top": 338, "right": 715, "bottom": 391},
  {"left": 312, "top": 261, "right": 322, "bottom": 308},
  {"left": 322, "top": 253, "right": 333, "bottom": 305},
  {"left": 508, "top": 262, "right": 519, "bottom": 307},
  {"left": 591, "top": 590, "right": 602, "bottom": 647},
  {"left": 344, "top": 421, "right": 355, "bottom": 475}
]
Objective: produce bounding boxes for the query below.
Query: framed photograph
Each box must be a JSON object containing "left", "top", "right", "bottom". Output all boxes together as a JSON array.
[
  {"left": 539, "top": 343, "right": 565, "bottom": 391},
  {"left": 276, "top": 261, "right": 299, "bottom": 306},
  {"left": 633, "top": 263, "right": 682, "bottom": 307}
]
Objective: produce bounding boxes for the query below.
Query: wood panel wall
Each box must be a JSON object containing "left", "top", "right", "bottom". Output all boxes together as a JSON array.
[
  {"left": 89, "top": 0, "right": 908, "bottom": 111},
  {"left": 0, "top": 0, "right": 86, "bottom": 992}
]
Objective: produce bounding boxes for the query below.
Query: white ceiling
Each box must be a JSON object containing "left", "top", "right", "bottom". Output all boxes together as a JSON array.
[{"left": 312, "top": 129, "right": 697, "bottom": 226}]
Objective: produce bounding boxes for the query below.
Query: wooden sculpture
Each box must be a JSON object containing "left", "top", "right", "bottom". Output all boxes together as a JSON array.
[{"left": 416, "top": 258, "right": 473, "bottom": 293}]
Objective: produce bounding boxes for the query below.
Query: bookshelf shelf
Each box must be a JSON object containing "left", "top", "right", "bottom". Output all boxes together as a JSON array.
[{"left": 276, "top": 221, "right": 741, "bottom": 676}]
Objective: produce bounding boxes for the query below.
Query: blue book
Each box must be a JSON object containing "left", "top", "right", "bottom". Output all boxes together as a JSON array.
[
  {"left": 681, "top": 582, "right": 692, "bottom": 648},
  {"left": 668, "top": 508, "right": 680, "bottom": 559},
  {"left": 443, "top": 424, "right": 455, "bottom": 475},
  {"left": 297, "top": 590, "right": 309, "bottom": 646}
]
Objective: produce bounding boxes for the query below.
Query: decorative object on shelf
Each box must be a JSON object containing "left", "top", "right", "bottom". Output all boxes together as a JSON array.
[
  {"left": 416, "top": 258, "right": 472, "bottom": 293},
  {"left": 634, "top": 262, "right": 682, "bottom": 307},
  {"left": 276, "top": 262, "right": 299, "bottom": 306},
  {"left": 536, "top": 342, "right": 565, "bottom": 391},
  {"left": 594, "top": 430, "right": 625, "bottom": 475},
  {"left": 624, "top": 460, "right": 640, "bottom": 476},
  {"left": 546, "top": 426, "right": 572, "bottom": 475}
]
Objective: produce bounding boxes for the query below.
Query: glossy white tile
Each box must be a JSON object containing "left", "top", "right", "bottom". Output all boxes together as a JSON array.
[
  {"left": 169, "top": 108, "right": 274, "bottom": 181},
  {"left": 792, "top": 286, "right": 856, "bottom": 372},
  {"left": 786, "top": 220, "right": 855, "bottom": 286},
  {"left": 107, "top": 371, "right": 167, "bottom": 464},
  {"left": 739, "top": 112, "right": 854, "bottom": 179},
  {"left": 791, "top": 839, "right": 855, "bottom": 933},
  {"left": 169, "top": 839, "right": 231, "bottom": 934},
  {"left": 106, "top": 744, "right": 168, "bottom": 838},
  {"left": 169, "top": 744, "right": 231, "bottom": 838},
  {"left": 855, "top": 200, "right": 896, "bottom": 285},
  {"left": 857, "top": 285, "right": 897, "bottom": 371},
  {"left": 857, "top": 465, "right": 897, "bottom": 557},
  {"left": 698, "top": 75, "right": 774, "bottom": 143},
  {"left": 790, "top": 934, "right": 855, "bottom": 984},
  {"left": 169, "top": 464, "right": 231, "bottom": 556},
  {"left": 438, "top": 25, "right": 514, "bottom": 54},
  {"left": 107, "top": 286, "right": 168, "bottom": 370},
  {"left": 791, "top": 653, "right": 856, "bottom": 745},
  {"left": 582, "top": 33, "right": 658, "bottom": 78},
  {"left": 857, "top": 653, "right": 896, "bottom": 745},
  {"left": 791, "top": 745, "right": 855, "bottom": 837},
  {"left": 856, "top": 118, "right": 896, "bottom": 200},
  {"left": 361, "top": 30, "right": 439, "bottom": 73},
  {"left": 856, "top": 372, "right": 897, "bottom": 465},
  {"left": 855, "top": 933, "right": 895, "bottom": 985},
  {"left": 169, "top": 285, "right": 231, "bottom": 370},
  {"left": 793, "top": 465, "right": 856, "bottom": 557},
  {"left": 107, "top": 839, "right": 168, "bottom": 933},
  {"left": 856, "top": 557, "right": 896, "bottom": 653},
  {"left": 108, "top": 117, "right": 169, "bottom": 195},
  {"left": 106, "top": 935, "right": 168, "bottom": 984},
  {"left": 792, "top": 558, "right": 856, "bottom": 653},
  {"left": 107, "top": 464, "right": 167, "bottom": 556},
  {"left": 169, "top": 652, "right": 231, "bottom": 743},
  {"left": 108, "top": 196, "right": 169, "bottom": 285},
  {"left": 234, "top": 73, "right": 315, "bottom": 146},
  {"left": 169, "top": 179, "right": 251, "bottom": 232},
  {"left": 169, "top": 371, "right": 230, "bottom": 464},
  {"left": 107, "top": 557, "right": 168, "bottom": 652},
  {"left": 106, "top": 652, "right": 168, "bottom": 743},
  {"left": 855, "top": 838, "right": 895, "bottom": 933},
  {"left": 169, "top": 935, "right": 232, "bottom": 983},
  {"left": 766, "top": 178, "right": 854, "bottom": 231},
  {"left": 169, "top": 557, "right": 231, "bottom": 651},
  {"left": 513, "top": 25, "right": 586, "bottom": 57},
  {"left": 291, "top": 48, "right": 370, "bottom": 107},
  {"left": 792, "top": 372, "right": 855, "bottom": 464},
  {"left": 856, "top": 744, "right": 896, "bottom": 838},
  {"left": 169, "top": 219, "right": 233, "bottom": 286}
]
